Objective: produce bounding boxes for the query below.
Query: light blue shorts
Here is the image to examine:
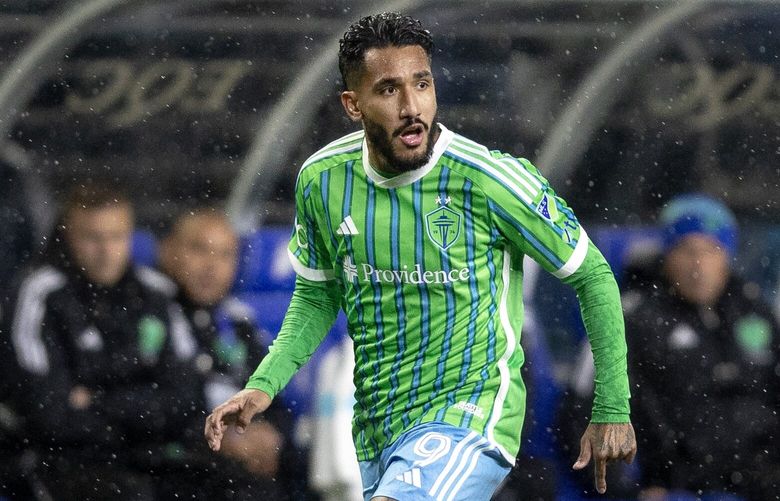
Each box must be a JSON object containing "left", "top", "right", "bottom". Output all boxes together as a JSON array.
[{"left": 358, "top": 422, "right": 512, "bottom": 501}]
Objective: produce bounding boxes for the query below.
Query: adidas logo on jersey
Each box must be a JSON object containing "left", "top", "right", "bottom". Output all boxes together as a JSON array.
[
  {"left": 395, "top": 468, "right": 422, "bottom": 488},
  {"left": 336, "top": 215, "right": 359, "bottom": 235}
]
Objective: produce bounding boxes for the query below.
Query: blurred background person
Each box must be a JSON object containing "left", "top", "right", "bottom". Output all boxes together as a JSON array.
[
  {"left": 558, "top": 194, "right": 780, "bottom": 500},
  {"left": 157, "top": 207, "right": 307, "bottom": 500},
  {"left": 0, "top": 181, "right": 199, "bottom": 501},
  {"left": 625, "top": 194, "right": 778, "bottom": 500}
]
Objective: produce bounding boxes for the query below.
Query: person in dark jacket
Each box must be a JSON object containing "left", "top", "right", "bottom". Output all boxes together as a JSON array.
[
  {"left": 625, "top": 194, "right": 780, "bottom": 500},
  {"left": 557, "top": 194, "right": 780, "bottom": 500},
  {"left": 1, "top": 182, "right": 199, "bottom": 501},
  {"left": 156, "top": 208, "right": 292, "bottom": 500}
]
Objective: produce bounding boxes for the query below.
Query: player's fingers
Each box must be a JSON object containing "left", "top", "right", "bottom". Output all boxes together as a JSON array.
[
  {"left": 205, "top": 400, "right": 242, "bottom": 449},
  {"left": 623, "top": 444, "right": 637, "bottom": 465},
  {"left": 595, "top": 456, "right": 607, "bottom": 494},
  {"left": 204, "top": 413, "right": 224, "bottom": 451},
  {"left": 206, "top": 409, "right": 230, "bottom": 447},
  {"left": 214, "top": 399, "right": 243, "bottom": 423},
  {"left": 572, "top": 435, "right": 591, "bottom": 470},
  {"left": 235, "top": 398, "right": 258, "bottom": 434},
  {"left": 619, "top": 426, "right": 637, "bottom": 464}
]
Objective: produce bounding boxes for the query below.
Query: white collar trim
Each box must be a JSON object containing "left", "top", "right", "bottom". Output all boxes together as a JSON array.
[{"left": 362, "top": 123, "right": 453, "bottom": 189}]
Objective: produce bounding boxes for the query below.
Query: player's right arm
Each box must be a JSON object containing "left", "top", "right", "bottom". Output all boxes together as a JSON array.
[
  {"left": 206, "top": 167, "right": 341, "bottom": 451},
  {"left": 204, "top": 276, "right": 341, "bottom": 450}
]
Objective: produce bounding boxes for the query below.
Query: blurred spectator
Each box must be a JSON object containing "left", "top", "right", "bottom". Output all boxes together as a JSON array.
[
  {"left": 157, "top": 208, "right": 298, "bottom": 500},
  {"left": 563, "top": 194, "right": 780, "bottom": 500},
  {"left": 0, "top": 181, "right": 199, "bottom": 501},
  {"left": 627, "top": 194, "right": 780, "bottom": 500}
]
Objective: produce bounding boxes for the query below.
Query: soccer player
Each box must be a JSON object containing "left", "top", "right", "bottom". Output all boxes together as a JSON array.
[{"left": 206, "top": 12, "right": 636, "bottom": 500}]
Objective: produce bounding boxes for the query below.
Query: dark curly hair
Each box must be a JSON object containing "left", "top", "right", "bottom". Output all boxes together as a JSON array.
[{"left": 338, "top": 12, "right": 434, "bottom": 90}]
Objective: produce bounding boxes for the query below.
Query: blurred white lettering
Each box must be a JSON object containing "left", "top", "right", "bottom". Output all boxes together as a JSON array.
[
  {"left": 65, "top": 59, "right": 250, "bottom": 127},
  {"left": 645, "top": 62, "right": 777, "bottom": 131}
]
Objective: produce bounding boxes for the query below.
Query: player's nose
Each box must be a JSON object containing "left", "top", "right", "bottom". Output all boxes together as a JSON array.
[{"left": 399, "top": 88, "right": 420, "bottom": 118}]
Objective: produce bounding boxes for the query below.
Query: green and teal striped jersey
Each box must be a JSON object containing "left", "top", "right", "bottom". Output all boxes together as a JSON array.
[{"left": 276, "top": 124, "right": 628, "bottom": 462}]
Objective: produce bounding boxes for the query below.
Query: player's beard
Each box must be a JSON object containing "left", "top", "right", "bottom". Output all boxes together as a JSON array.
[{"left": 363, "top": 115, "right": 438, "bottom": 174}]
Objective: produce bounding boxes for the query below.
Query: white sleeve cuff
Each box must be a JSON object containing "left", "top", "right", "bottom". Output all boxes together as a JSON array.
[
  {"left": 552, "top": 227, "right": 589, "bottom": 279},
  {"left": 287, "top": 248, "right": 335, "bottom": 281}
]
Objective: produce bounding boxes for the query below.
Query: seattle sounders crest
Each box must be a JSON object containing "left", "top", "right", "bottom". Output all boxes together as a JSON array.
[{"left": 425, "top": 206, "right": 462, "bottom": 250}]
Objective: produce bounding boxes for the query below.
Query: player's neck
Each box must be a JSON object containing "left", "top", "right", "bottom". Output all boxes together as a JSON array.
[{"left": 371, "top": 160, "right": 401, "bottom": 178}]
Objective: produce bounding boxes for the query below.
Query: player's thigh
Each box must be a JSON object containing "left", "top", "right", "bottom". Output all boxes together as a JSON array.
[{"left": 372, "top": 423, "right": 511, "bottom": 501}]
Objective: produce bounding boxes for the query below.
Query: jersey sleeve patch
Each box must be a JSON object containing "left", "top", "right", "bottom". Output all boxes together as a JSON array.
[{"left": 535, "top": 193, "right": 559, "bottom": 222}]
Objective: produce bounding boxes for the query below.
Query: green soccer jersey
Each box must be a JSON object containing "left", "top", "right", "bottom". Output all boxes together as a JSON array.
[{"left": 255, "top": 124, "right": 628, "bottom": 462}]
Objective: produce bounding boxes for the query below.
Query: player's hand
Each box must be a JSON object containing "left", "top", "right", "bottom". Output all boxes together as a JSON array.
[
  {"left": 204, "top": 388, "right": 271, "bottom": 452},
  {"left": 572, "top": 422, "right": 637, "bottom": 494}
]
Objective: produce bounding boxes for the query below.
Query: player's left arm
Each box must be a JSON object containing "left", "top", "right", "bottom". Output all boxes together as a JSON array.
[
  {"left": 562, "top": 241, "right": 630, "bottom": 424},
  {"left": 561, "top": 241, "right": 636, "bottom": 493},
  {"left": 483, "top": 155, "right": 631, "bottom": 422},
  {"left": 483, "top": 154, "right": 635, "bottom": 493}
]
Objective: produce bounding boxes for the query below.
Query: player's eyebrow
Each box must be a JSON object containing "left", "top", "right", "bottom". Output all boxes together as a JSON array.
[{"left": 372, "top": 76, "right": 401, "bottom": 91}]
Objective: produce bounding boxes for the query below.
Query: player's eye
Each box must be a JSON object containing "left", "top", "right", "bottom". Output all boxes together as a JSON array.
[
  {"left": 381, "top": 86, "right": 396, "bottom": 95},
  {"left": 417, "top": 81, "right": 430, "bottom": 90}
]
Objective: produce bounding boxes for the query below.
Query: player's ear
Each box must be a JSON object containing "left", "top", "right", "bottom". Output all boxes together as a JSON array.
[{"left": 341, "top": 91, "right": 362, "bottom": 121}]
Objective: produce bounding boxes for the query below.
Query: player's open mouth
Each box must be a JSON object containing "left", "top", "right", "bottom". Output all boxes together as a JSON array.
[{"left": 398, "top": 124, "right": 425, "bottom": 147}]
